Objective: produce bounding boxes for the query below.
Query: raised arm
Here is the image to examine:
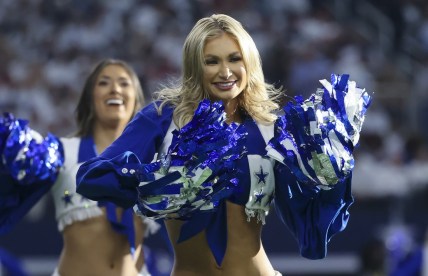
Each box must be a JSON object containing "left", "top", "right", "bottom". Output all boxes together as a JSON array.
[{"left": 267, "top": 74, "right": 372, "bottom": 258}]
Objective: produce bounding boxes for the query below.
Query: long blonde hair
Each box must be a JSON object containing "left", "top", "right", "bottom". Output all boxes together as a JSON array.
[{"left": 155, "top": 14, "right": 282, "bottom": 128}]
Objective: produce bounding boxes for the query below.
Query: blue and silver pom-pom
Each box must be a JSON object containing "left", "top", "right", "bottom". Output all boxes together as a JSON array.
[
  {"left": 0, "top": 113, "right": 64, "bottom": 185},
  {"left": 267, "top": 74, "right": 372, "bottom": 188},
  {"left": 134, "top": 100, "right": 247, "bottom": 219}
]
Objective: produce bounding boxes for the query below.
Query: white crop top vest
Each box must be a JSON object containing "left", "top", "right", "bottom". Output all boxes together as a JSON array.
[{"left": 51, "top": 137, "right": 103, "bottom": 232}]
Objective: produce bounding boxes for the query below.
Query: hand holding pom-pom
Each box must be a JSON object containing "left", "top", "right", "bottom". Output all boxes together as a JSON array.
[
  {"left": 267, "top": 74, "right": 372, "bottom": 188},
  {"left": 0, "top": 113, "right": 64, "bottom": 234},
  {"left": 0, "top": 113, "right": 64, "bottom": 185},
  {"left": 135, "top": 100, "right": 247, "bottom": 219}
]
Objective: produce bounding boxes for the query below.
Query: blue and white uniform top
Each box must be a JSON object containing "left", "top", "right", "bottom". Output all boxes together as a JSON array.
[
  {"left": 52, "top": 136, "right": 160, "bottom": 238},
  {"left": 155, "top": 114, "right": 276, "bottom": 224},
  {"left": 76, "top": 74, "right": 372, "bottom": 265},
  {"left": 51, "top": 137, "right": 102, "bottom": 232}
]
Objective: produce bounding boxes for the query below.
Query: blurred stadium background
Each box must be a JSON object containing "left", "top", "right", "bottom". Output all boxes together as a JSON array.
[{"left": 1, "top": 0, "right": 427, "bottom": 275}]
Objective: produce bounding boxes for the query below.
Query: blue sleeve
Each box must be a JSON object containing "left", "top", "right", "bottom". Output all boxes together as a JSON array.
[
  {"left": 274, "top": 163, "right": 353, "bottom": 259},
  {"left": 0, "top": 174, "right": 54, "bottom": 235},
  {"left": 76, "top": 103, "right": 173, "bottom": 209}
]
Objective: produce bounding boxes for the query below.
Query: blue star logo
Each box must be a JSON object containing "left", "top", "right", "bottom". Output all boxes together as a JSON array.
[
  {"left": 62, "top": 190, "right": 74, "bottom": 206},
  {"left": 255, "top": 190, "right": 265, "bottom": 204},
  {"left": 255, "top": 166, "right": 269, "bottom": 185}
]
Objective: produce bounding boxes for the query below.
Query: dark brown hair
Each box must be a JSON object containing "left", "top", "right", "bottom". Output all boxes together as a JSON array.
[{"left": 75, "top": 59, "right": 144, "bottom": 136}]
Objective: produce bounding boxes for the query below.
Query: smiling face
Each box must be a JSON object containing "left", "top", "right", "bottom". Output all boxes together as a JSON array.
[
  {"left": 93, "top": 64, "right": 136, "bottom": 128},
  {"left": 202, "top": 33, "right": 247, "bottom": 104}
]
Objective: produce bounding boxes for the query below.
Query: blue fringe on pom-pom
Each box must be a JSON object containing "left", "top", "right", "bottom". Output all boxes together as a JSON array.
[
  {"left": 131, "top": 100, "right": 248, "bottom": 266},
  {"left": 267, "top": 74, "right": 372, "bottom": 188},
  {"left": 0, "top": 113, "right": 64, "bottom": 234},
  {"left": 134, "top": 99, "right": 247, "bottom": 219},
  {"left": 0, "top": 113, "right": 64, "bottom": 185}
]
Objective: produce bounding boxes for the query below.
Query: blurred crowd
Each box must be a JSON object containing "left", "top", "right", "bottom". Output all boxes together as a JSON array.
[{"left": 0, "top": 0, "right": 428, "bottom": 273}]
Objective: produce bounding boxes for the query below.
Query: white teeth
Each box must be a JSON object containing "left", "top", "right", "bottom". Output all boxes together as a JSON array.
[
  {"left": 216, "top": 82, "right": 235, "bottom": 88},
  {"left": 106, "top": 99, "right": 123, "bottom": 105}
]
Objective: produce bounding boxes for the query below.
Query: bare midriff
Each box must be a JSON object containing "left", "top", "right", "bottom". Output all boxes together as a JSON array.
[
  {"left": 166, "top": 201, "right": 276, "bottom": 276},
  {"left": 57, "top": 208, "right": 145, "bottom": 276}
]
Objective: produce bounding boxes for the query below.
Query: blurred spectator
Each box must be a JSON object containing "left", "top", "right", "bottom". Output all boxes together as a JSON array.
[{"left": 1, "top": 0, "right": 428, "bottom": 274}]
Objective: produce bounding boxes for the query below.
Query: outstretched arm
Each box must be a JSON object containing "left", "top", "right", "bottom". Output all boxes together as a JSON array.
[
  {"left": 76, "top": 103, "right": 173, "bottom": 209},
  {"left": 77, "top": 100, "right": 247, "bottom": 220},
  {"left": 267, "top": 74, "right": 372, "bottom": 258}
]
